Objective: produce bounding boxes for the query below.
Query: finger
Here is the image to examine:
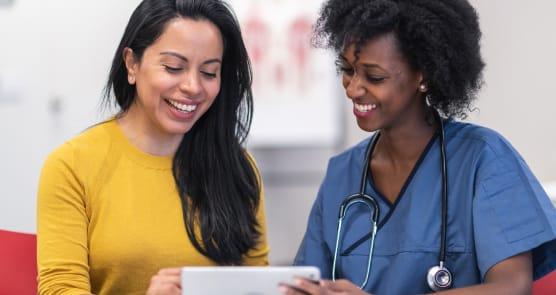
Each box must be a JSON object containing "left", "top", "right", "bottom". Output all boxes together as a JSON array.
[
  {"left": 278, "top": 283, "right": 311, "bottom": 295},
  {"left": 279, "top": 283, "right": 324, "bottom": 295},
  {"left": 158, "top": 267, "right": 182, "bottom": 275},
  {"left": 146, "top": 283, "right": 181, "bottom": 295},
  {"left": 295, "top": 278, "right": 326, "bottom": 294},
  {"left": 320, "top": 279, "right": 359, "bottom": 292},
  {"left": 150, "top": 273, "right": 181, "bottom": 288},
  {"left": 293, "top": 276, "right": 320, "bottom": 285}
]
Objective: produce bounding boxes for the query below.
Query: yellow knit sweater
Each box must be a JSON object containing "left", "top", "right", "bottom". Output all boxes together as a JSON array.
[{"left": 37, "top": 119, "right": 269, "bottom": 295}]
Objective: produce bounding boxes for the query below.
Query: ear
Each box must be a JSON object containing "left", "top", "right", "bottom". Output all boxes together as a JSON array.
[
  {"left": 123, "top": 47, "right": 138, "bottom": 85},
  {"left": 417, "top": 72, "right": 428, "bottom": 93}
]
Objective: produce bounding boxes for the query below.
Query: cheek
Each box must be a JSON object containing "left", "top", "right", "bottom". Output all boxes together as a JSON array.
[
  {"left": 137, "top": 71, "right": 179, "bottom": 99},
  {"left": 152, "top": 74, "right": 180, "bottom": 93},
  {"left": 205, "top": 79, "right": 221, "bottom": 102},
  {"left": 342, "top": 75, "right": 351, "bottom": 90},
  {"left": 392, "top": 80, "right": 418, "bottom": 104}
]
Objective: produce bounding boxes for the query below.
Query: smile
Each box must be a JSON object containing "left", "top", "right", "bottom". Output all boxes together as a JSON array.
[
  {"left": 165, "top": 99, "right": 197, "bottom": 113},
  {"left": 354, "top": 103, "right": 377, "bottom": 113}
]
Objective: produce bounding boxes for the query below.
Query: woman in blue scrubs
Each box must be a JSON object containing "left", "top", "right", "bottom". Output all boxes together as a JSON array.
[{"left": 281, "top": 0, "right": 556, "bottom": 294}]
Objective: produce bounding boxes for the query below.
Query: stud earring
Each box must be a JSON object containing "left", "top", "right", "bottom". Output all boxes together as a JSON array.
[{"left": 419, "top": 84, "right": 427, "bottom": 92}]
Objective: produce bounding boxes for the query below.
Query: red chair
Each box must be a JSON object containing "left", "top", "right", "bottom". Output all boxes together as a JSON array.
[
  {"left": 0, "top": 229, "right": 37, "bottom": 295},
  {"left": 534, "top": 270, "right": 556, "bottom": 295}
]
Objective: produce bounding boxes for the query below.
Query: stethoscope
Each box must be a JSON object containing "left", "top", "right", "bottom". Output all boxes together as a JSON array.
[{"left": 332, "top": 110, "right": 453, "bottom": 292}]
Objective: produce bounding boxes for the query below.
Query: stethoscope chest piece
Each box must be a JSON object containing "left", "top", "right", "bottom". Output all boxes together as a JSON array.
[{"left": 426, "top": 262, "right": 453, "bottom": 291}]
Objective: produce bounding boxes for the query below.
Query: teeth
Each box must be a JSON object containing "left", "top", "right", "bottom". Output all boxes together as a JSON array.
[
  {"left": 354, "top": 103, "right": 377, "bottom": 112},
  {"left": 167, "top": 99, "right": 197, "bottom": 112}
]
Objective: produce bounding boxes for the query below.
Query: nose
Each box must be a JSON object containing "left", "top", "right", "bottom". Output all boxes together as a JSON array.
[
  {"left": 178, "top": 71, "right": 202, "bottom": 97},
  {"left": 344, "top": 74, "right": 365, "bottom": 100}
]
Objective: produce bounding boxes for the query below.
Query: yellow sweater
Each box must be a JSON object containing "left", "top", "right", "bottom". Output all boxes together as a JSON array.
[{"left": 37, "top": 119, "right": 269, "bottom": 295}]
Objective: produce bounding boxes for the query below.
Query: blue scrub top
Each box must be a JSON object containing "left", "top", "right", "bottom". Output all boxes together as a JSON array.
[{"left": 294, "top": 120, "right": 556, "bottom": 294}]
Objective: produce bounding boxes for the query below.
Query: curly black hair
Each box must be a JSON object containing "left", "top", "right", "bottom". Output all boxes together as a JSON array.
[{"left": 313, "top": 0, "right": 484, "bottom": 118}]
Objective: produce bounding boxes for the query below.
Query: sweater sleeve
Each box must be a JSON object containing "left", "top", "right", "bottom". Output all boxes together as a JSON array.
[
  {"left": 37, "top": 143, "right": 92, "bottom": 295},
  {"left": 243, "top": 152, "right": 270, "bottom": 266}
]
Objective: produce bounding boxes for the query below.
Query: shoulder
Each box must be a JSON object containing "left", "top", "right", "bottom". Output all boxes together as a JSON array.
[
  {"left": 322, "top": 136, "right": 373, "bottom": 183},
  {"left": 446, "top": 120, "right": 522, "bottom": 162},
  {"left": 42, "top": 120, "right": 116, "bottom": 179},
  {"left": 446, "top": 121, "right": 541, "bottom": 193},
  {"left": 329, "top": 136, "right": 371, "bottom": 167},
  {"left": 448, "top": 120, "right": 508, "bottom": 145},
  {"left": 243, "top": 149, "right": 259, "bottom": 170},
  {"left": 243, "top": 149, "right": 263, "bottom": 186}
]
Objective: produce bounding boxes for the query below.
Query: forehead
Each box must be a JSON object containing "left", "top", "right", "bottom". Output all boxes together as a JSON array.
[
  {"left": 148, "top": 17, "right": 224, "bottom": 60},
  {"left": 342, "top": 32, "right": 406, "bottom": 65}
]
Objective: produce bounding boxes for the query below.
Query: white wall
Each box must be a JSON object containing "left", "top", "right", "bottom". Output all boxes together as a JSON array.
[{"left": 0, "top": 0, "right": 142, "bottom": 233}]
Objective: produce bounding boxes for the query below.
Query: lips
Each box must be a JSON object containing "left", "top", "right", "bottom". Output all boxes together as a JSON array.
[
  {"left": 164, "top": 98, "right": 197, "bottom": 113},
  {"left": 354, "top": 102, "right": 377, "bottom": 113}
]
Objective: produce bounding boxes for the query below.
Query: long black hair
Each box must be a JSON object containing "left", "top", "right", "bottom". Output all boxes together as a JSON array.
[{"left": 103, "top": 0, "right": 260, "bottom": 265}]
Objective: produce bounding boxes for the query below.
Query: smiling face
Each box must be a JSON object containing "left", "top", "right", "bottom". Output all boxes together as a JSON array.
[
  {"left": 124, "top": 17, "right": 224, "bottom": 139},
  {"left": 338, "top": 32, "right": 425, "bottom": 133}
]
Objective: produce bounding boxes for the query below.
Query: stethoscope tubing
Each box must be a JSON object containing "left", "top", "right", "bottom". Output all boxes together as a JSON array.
[
  {"left": 332, "top": 194, "right": 379, "bottom": 290},
  {"left": 331, "top": 132, "right": 380, "bottom": 289},
  {"left": 438, "top": 113, "right": 448, "bottom": 266}
]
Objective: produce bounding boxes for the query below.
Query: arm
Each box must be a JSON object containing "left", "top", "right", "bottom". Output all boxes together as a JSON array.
[
  {"left": 293, "top": 183, "right": 333, "bottom": 278},
  {"left": 281, "top": 252, "right": 531, "bottom": 295},
  {"left": 432, "top": 252, "right": 532, "bottom": 295},
  {"left": 37, "top": 145, "right": 92, "bottom": 295},
  {"left": 243, "top": 183, "right": 270, "bottom": 266},
  {"left": 243, "top": 152, "right": 270, "bottom": 266}
]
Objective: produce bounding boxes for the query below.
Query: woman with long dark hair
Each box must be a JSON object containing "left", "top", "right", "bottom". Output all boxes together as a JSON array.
[{"left": 37, "top": 1, "right": 268, "bottom": 294}]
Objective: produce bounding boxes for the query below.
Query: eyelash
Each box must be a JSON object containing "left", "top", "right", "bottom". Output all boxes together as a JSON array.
[
  {"left": 201, "top": 71, "right": 217, "bottom": 79},
  {"left": 338, "top": 67, "right": 355, "bottom": 76},
  {"left": 164, "top": 65, "right": 182, "bottom": 73},
  {"left": 366, "top": 76, "right": 386, "bottom": 83},
  {"left": 164, "top": 66, "right": 217, "bottom": 79},
  {"left": 335, "top": 61, "right": 353, "bottom": 75},
  {"left": 338, "top": 68, "right": 386, "bottom": 84},
  {"left": 335, "top": 61, "right": 387, "bottom": 83}
]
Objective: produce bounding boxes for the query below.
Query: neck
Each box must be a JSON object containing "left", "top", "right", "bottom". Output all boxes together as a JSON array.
[
  {"left": 117, "top": 104, "right": 183, "bottom": 157},
  {"left": 374, "top": 107, "right": 437, "bottom": 165}
]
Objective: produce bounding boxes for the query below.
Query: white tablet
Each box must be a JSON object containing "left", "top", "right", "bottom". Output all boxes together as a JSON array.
[{"left": 181, "top": 266, "right": 320, "bottom": 295}]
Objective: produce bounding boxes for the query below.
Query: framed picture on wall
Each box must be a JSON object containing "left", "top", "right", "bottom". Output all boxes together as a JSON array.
[
  {"left": 0, "top": 0, "right": 15, "bottom": 8},
  {"left": 231, "top": 0, "right": 342, "bottom": 147}
]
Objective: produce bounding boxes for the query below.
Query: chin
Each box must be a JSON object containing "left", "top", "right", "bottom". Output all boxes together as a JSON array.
[
  {"left": 162, "top": 121, "right": 194, "bottom": 136},
  {"left": 171, "top": 126, "right": 194, "bottom": 135},
  {"left": 356, "top": 119, "right": 378, "bottom": 133}
]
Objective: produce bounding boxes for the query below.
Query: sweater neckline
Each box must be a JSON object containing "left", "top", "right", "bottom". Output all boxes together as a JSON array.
[{"left": 105, "top": 118, "right": 173, "bottom": 170}]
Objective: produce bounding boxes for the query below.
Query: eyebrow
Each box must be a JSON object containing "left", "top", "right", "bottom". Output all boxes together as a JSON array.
[
  {"left": 339, "top": 54, "right": 387, "bottom": 71},
  {"left": 361, "top": 63, "right": 384, "bottom": 70},
  {"left": 160, "top": 51, "right": 222, "bottom": 65}
]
